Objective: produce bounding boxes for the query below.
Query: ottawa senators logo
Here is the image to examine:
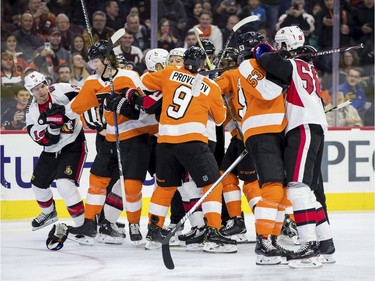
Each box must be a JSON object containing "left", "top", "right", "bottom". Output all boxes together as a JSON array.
[{"left": 64, "top": 166, "right": 73, "bottom": 176}]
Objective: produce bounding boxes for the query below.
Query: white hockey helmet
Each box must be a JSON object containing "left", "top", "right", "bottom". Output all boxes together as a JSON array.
[
  {"left": 24, "top": 71, "right": 47, "bottom": 94},
  {"left": 169, "top": 47, "right": 187, "bottom": 58},
  {"left": 274, "top": 26, "right": 305, "bottom": 51},
  {"left": 145, "top": 48, "right": 169, "bottom": 72}
]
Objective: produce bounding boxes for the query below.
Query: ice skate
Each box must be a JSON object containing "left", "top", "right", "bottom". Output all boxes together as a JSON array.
[
  {"left": 255, "top": 235, "right": 282, "bottom": 265},
  {"left": 279, "top": 214, "right": 300, "bottom": 245},
  {"left": 167, "top": 224, "right": 182, "bottom": 247},
  {"left": 129, "top": 223, "right": 143, "bottom": 246},
  {"left": 317, "top": 238, "right": 336, "bottom": 264},
  {"left": 68, "top": 219, "right": 97, "bottom": 246},
  {"left": 32, "top": 209, "right": 58, "bottom": 231},
  {"left": 287, "top": 241, "right": 322, "bottom": 268},
  {"left": 145, "top": 217, "right": 170, "bottom": 250},
  {"left": 96, "top": 219, "right": 125, "bottom": 245},
  {"left": 203, "top": 227, "right": 237, "bottom": 253},
  {"left": 220, "top": 216, "right": 248, "bottom": 244}
]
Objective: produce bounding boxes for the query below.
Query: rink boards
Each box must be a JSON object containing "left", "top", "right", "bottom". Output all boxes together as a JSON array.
[{"left": 1, "top": 128, "right": 374, "bottom": 219}]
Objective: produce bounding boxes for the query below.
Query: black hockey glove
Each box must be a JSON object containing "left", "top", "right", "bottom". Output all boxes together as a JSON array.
[
  {"left": 124, "top": 88, "right": 140, "bottom": 106},
  {"left": 105, "top": 91, "right": 140, "bottom": 120},
  {"left": 45, "top": 103, "right": 66, "bottom": 129},
  {"left": 46, "top": 223, "right": 68, "bottom": 251}
]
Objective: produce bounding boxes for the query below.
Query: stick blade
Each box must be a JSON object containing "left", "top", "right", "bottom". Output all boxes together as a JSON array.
[
  {"left": 233, "top": 15, "right": 259, "bottom": 32},
  {"left": 194, "top": 27, "right": 203, "bottom": 35},
  {"left": 106, "top": 28, "right": 125, "bottom": 56},
  {"left": 162, "top": 243, "right": 174, "bottom": 270}
]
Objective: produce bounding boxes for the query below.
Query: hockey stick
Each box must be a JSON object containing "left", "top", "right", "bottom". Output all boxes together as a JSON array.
[
  {"left": 161, "top": 149, "right": 248, "bottom": 270},
  {"left": 215, "top": 15, "right": 259, "bottom": 69},
  {"left": 106, "top": 28, "right": 126, "bottom": 209},
  {"left": 80, "top": 0, "right": 94, "bottom": 45},
  {"left": 295, "top": 43, "right": 364, "bottom": 59},
  {"left": 194, "top": 27, "right": 214, "bottom": 70},
  {"left": 325, "top": 100, "right": 352, "bottom": 113}
]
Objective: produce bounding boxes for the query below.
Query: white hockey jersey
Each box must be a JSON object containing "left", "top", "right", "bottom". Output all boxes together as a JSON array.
[
  {"left": 284, "top": 59, "right": 328, "bottom": 134},
  {"left": 26, "top": 83, "right": 83, "bottom": 153}
]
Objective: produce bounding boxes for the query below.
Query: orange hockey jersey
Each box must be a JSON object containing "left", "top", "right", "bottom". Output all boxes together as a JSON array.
[
  {"left": 141, "top": 66, "right": 226, "bottom": 144},
  {"left": 215, "top": 68, "right": 245, "bottom": 139},
  {"left": 69, "top": 68, "right": 158, "bottom": 142},
  {"left": 238, "top": 59, "right": 287, "bottom": 141}
]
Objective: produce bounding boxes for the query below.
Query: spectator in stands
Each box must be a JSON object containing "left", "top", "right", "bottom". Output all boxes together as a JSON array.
[
  {"left": 55, "top": 13, "right": 82, "bottom": 51},
  {"left": 325, "top": 91, "right": 363, "bottom": 127},
  {"left": 26, "top": 0, "right": 57, "bottom": 41},
  {"left": 113, "top": 29, "right": 144, "bottom": 71},
  {"left": 184, "top": 30, "right": 198, "bottom": 48},
  {"left": 83, "top": 11, "right": 115, "bottom": 48},
  {"left": 13, "top": 12, "right": 45, "bottom": 62},
  {"left": 55, "top": 64, "right": 71, "bottom": 83},
  {"left": 260, "top": 0, "right": 281, "bottom": 37},
  {"left": 276, "top": 0, "right": 315, "bottom": 42},
  {"left": 191, "top": 10, "right": 223, "bottom": 55},
  {"left": 238, "top": 0, "right": 266, "bottom": 32},
  {"left": 3, "top": 34, "right": 29, "bottom": 73},
  {"left": 220, "top": 15, "right": 240, "bottom": 49},
  {"left": 70, "top": 34, "right": 89, "bottom": 61},
  {"left": 48, "top": 0, "right": 84, "bottom": 27},
  {"left": 157, "top": 18, "right": 179, "bottom": 51},
  {"left": 124, "top": 14, "right": 150, "bottom": 51},
  {"left": 1, "top": 52, "right": 23, "bottom": 88},
  {"left": 1, "top": 86, "right": 31, "bottom": 130},
  {"left": 184, "top": 1, "right": 203, "bottom": 32},
  {"left": 157, "top": 0, "right": 187, "bottom": 39},
  {"left": 213, "top": 0, "right": 240, "bottom": 29},
  {"left": 105, "top": 0, "right": 123, "bottom": 31},
  {"left": 339, "top": 50, "right": 360, "bottom": 83},
  {"left": 27, "top": 27, "right": 71, "bottom": 82},
  {"left": 70, "top": 53, "right": 90, "bottom": 87},
  {"left": 351, "top": 0, "right": 374, "bottom": 75},
  {"left": 338, "top": 67, "right": 368, "bottom": 117}
]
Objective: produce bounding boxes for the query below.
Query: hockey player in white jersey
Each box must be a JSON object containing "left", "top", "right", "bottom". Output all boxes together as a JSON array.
[
  {"left": 24, "top": 71, "right": 86, "bottom": 236},
  {"left": 255, "top": 26, "right": 335, "bottom": 268}
]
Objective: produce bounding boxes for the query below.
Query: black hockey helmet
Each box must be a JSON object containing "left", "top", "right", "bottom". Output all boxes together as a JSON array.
[
  {"left": 237, "top": 31, "right": 265, "bottom": 59},
  {"left": 295, "top": 45, "right": 317, "bottom": 62},
  {"left": 196, "top": 39, "right": 215, "bottom": 55},
  {"left": 88, "top": 39, "right": 114, "bottom": 61},
  {"left": 218, "top": 47, "right": 240, "bottom": 64},
  {"left": 183, "top": 46, "right": 206, "bottom": 73}
]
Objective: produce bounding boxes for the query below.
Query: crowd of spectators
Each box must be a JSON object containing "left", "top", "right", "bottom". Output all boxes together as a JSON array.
[{"left": 1, "top": 0, "right": 374, "bottom": 130}]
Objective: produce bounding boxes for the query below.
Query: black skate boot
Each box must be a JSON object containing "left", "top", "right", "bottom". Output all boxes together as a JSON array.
[
  {"left": 203, "top": 227, "right": 237, "bottom": 253},
  {"left": 280, "top": 214, "right": 300, "bottom": 245},
  {"left": 179, "top": 226, "right": 207, "bottom": 250},
  {"left": 68, "top": 218, "right": 97, "bottom": 245},
  {"left": 318, "top": 238, "right": 336, "bottom": 264},
  {"left": 145, "top": 215, "right": 170, "bottom": 250},
  {"left": 255, "top": 235, "right": 282, "bottom": 265},
  {"left": 97, "top": 219, "right": 125, "bottom": 245},
  {"left": 287, "top": 241, "right": 322, "bottom": 268},
  {"left": 129, "top": 223, "right": 143, "bottom": 245},
  {"left": 220, "top": 216, "right": 248, "bottom": 243},
  {"left": 32, "top": 209, "right": 58, "bottom": 231}
]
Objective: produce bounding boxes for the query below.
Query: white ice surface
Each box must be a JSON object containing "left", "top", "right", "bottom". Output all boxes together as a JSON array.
[{"left": 1, "top": 212, "right": 374, "bottom": 281}]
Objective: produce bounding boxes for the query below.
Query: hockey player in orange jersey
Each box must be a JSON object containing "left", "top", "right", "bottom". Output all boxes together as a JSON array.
[
  {"left": 214, "top": 47, "right": 262, "bottom": 243},
  {"left": 65, "top": 39, "right": 158, "bottom": 245},
  {"left": 237, "top": 31, "right": 292, "bottom": 265},
  {"left": 141, "top": 46, "right": 237, "bottom": 253}
]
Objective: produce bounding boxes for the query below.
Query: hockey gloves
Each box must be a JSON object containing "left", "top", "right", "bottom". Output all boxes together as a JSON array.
[
  {"left": 38, "top": 103, "right": 66, "bottom": 129},
  {"left": 105, "top": 88, "right": 140, "bottom": 120},
  {"left": 46, "top": 223, "right": 69, "bottom": 251}
]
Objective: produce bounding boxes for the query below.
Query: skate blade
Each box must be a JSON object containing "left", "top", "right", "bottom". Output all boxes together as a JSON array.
[
  {"left": 186, "top": 243, "right": 204, "bottom": 251},
  {"left": 67, "top": 234, "right": 95, "bottom": 246},
  {"left": 288, "top": 257, "right": 323, "bottom": 268},
  {"left": 318, "top": 254, "right": 336, "bottom": 264},
  {"left": 131, "top": 240, "right": 146, "bottom": 248},
  {"left": 32, "top": 217, "right": 58, "bottom": 231},
  {"left": 256, "top": 255, "right": 282, "bottom": 265},
  {"left": 202, "top": 242, "right": 237, "bottom": 253},
  {"left": 96, "top": 234, "right": 124, "bottom": 245},
  {"left": 144, "top": 240, "right": 161, "bottom": 250}
]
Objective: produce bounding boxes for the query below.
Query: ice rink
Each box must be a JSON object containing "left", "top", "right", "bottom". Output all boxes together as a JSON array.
[{"left": 1, "top": 211, "right": 374, "bottom": 281}]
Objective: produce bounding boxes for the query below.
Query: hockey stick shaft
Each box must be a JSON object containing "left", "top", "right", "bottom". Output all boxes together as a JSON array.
[
  {"left": 80, "top": 0, "right": 94, "bottom": 45},
  {"left": 161, "top": 149, "right": 248, "bottom": 270},
  {"left": 215, "top": 15, "right": 259, "bottom": 69},
  {"left": 106, "top": 29, "right": 126, "bottom": 209},
  {"left": 194, "top": 28, "right": 214, "bottom": 70},
  {"left": 296, "top": 44, "right": 364, "bottom": 59},
  {"left": 325, "top": 100, "right": 352, "bottom": 113},
  {"left": 199, "top": 65, "right": 237, "bottom": 75}
]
